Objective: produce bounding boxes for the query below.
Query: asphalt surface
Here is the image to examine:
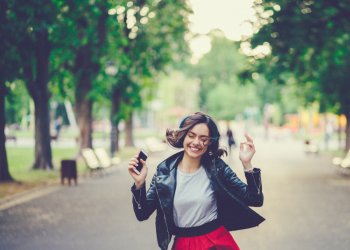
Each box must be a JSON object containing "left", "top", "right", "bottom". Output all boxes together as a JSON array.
[{"left": 1, "top": 133, "right": 350, "bottom": 250}]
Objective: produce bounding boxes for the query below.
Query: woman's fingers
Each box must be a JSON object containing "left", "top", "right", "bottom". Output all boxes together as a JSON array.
[
  {"left": 245, "top": 141, "right": 255, "bottom": 149},
  {"left": 244, "top": 133, "right": 253, "bottom": 142},
  {"left": 128, "top": 154, "right": 141, "bottom": 175},
  {"left": 240, "top": 142, "right": 255, "bottom": 153},
  {"left": 128, "top": 154, "right": 139, "bottom": 166}
]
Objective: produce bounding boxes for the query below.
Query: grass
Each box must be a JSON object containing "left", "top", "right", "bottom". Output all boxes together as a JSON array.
[
  {"left": 0, "top": 145, "right": 137, "bottom": 199},
  {"left": 0, "top": 127, "right": 159, "bottom": 199},
  {"left": 0, "top": 146, "right": 79, "bottom": 199}
]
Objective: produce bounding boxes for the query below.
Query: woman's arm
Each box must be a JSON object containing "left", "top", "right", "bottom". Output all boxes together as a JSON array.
[
  {"left": 128, "top": 153, "right": 158, "bottom": 220},
  {"left": 220, "top": 164, "right": 263, "bottom": 207},
  {"left": 220, "top": 134, "right": 263, "bottom": 206},
  {"left": 131, "top": 174, "right": 159, "bottom": 221}
]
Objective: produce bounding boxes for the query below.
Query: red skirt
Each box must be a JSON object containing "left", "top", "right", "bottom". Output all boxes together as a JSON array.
[{"left": 172, "top": 226, "right": 240, "bottom": 250}]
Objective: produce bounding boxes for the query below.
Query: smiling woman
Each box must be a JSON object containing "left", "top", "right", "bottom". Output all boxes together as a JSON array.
[{"left": 127, "top": 111, "right": 265, "bottom": 250}]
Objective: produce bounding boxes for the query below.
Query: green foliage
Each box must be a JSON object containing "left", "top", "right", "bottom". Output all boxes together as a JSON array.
[
  {"left": 249, "top": 0, "right": 350, "bottom": 115},
  {"left": 207, "top": 82, "right": 258, "bottom": 120},
  {"left": 187, "top": 33, "right": 261, "bottom": 120},
  {"left": 5, "top": 80, "right": 31, "bottom": 125},
  {"left": 154, "top": 70, "right": 200, "bottom": 129},
  {"left": 104, "top": 0, "right": 191, "bottom": 123},
  {"left": 191, "top": 33, "right": 247, "bottom": 109}
]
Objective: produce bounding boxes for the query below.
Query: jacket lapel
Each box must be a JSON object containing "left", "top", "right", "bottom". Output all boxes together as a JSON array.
[{"left": 154, "top": 152, "right": 182, "bottom": 227}]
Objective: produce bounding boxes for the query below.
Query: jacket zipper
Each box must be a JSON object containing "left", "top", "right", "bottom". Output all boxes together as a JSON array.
[
  {"left": 249, "top": 171, "right": 261, "bottom": 194},
  {"left": 155, "top": 182, "right": 171, "bottom": 243},
  {"left": 132, "top": 190, "right": 142, "bottom": 209}
]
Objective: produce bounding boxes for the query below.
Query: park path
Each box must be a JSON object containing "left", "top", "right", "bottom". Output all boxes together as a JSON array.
[{"left": 1, "top": 132, "right": 350, "bottom": 250}]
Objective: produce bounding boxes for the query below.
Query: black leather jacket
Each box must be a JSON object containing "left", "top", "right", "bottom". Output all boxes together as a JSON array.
[{"left": 131, "top": 151, "right": 265, "bottom": 250}]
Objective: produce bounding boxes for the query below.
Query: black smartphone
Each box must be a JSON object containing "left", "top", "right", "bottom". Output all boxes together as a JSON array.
[{"left": 134, "top": 150, "right": 148, "bottom": 175}]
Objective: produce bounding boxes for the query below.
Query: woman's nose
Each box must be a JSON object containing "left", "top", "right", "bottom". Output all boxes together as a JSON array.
[{"left": 192, "top": 136, "right": 201, "bottom": 145}]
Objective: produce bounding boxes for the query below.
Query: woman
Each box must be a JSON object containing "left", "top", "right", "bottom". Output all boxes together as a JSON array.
[{"left": 128, "top": 112, "right": 264, "bottom": 250}]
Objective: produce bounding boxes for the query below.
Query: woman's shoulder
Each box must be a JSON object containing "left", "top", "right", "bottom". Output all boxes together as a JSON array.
[
  {"left": 155, "top": 150, "right": 183, "bottom": 174},
  {"left": 214, "top": 157, "right": 228, "bottom": 168},
  {"left": 213, "top": 157, "right": 236, "bottom": 175}
]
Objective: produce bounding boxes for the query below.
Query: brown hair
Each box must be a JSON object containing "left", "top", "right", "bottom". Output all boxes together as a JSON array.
[{"left": 166, "top": 112, "right": 227, "bottom": 158}]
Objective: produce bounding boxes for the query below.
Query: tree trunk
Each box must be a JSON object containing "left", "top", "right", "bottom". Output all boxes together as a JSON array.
[
  {"left": 345, "top": 112, "right": 350, "bottom": 152},
  {"left": 125, "top": 112, "right": 134, "bottom": 147},
  {"left": 74, "top": 46, "right": 94, "bottom": 150},
  {"left": 110, "top": 86, "right": 122, "bottom": 155},
  {"left": 33, "top": 95, "right": 53, "bottom": 169},
  {"left": 73, "top": 4, "right": 108, "bottom": 152},
  {"left": 30, "top": 29, "right": 53, "bottom": 169},
  {"left": 338, "top": 115, "right": 342, "bottom": 150},
  {"left": 110, "top": 124, "right": 118, "bottom": 155},
  {"left": 75, "top": 87, "right": 93, "bottom": 150},
  {"left": 0, "top": 85, "right": 13, "bottom": 181}
]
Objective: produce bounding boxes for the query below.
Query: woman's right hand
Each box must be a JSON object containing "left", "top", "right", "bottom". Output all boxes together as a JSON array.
[{"left": 128, "top": 154, "right": 148, "bottom": 189}]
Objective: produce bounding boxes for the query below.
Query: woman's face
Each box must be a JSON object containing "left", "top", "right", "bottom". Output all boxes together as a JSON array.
[{"left": 183, "top": 123, "right": 210, "bottom": 160}]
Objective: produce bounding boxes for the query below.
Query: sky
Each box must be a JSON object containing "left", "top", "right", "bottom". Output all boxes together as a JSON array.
[{"left": 188, "top": 0, "right": 255, "bottom": 63}]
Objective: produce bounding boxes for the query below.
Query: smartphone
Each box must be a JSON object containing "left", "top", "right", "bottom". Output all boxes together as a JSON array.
[{"left": 134, "top": 150, "right": 148, "bottom": 175}]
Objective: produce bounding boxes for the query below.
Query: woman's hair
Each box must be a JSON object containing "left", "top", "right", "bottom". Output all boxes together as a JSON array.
[{"left": 166, "top": 111, "right": 227, "bottom": 158}]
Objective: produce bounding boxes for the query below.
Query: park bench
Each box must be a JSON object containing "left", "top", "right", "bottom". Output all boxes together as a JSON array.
[
  {"left": 94, "top": 147, "right": 121, "bottom": 170},
  {"left": 51, "top": 135, "right": 58, "bottom": 141},
  {"left": 332, "top": 150, "right": 350, "bottom": 174},
  {"left": 81, "top": 148, "right": 121, "bottom": 175},
  {"left": 304, "top": 139, "right": 319, "bottom": 154},
  {"left": 81, "top": 148, "right": 102, "bottom": 175},
  {"left": 5, "top": 135, "right": 17, "bottom": 143}
]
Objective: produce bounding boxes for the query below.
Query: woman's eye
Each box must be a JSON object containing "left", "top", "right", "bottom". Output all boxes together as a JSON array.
[{"left": 201, "top": 138, "right": 209, "bottom": 143}]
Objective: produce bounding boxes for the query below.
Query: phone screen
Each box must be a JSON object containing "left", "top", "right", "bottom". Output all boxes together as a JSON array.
[{"left": 135, "top": 150, "right": 148, "bottom": 173}]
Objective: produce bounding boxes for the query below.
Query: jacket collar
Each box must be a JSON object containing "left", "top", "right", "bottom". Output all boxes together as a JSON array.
[{"left": 158, "top": 150, "right": 183, "bottom": 174}]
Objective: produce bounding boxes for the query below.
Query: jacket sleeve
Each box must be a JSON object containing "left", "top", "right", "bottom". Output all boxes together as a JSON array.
[
  {"left": 220, "top": 162, "right": 263, "bottom": 207},
  {"left": 131, "top": 174, "right": 159, "bottom": 221}
]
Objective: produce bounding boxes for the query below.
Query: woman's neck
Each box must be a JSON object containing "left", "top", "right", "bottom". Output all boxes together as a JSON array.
[{"left": 179, "top": 155, "right": 201, "bottom": 173}]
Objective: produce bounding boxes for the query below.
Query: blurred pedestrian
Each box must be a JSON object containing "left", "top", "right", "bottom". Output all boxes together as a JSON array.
[
  {"left": 54, "top": 116, "right": 63, "bottom": 139},
  {"left": 226, "top": 126, "right": 236, "bottom": 154},
  {"left": 324, "top": 120, "right": 333, "bottom": 150},
  {"left": 128, "top": 112, "right": 265, "bottom": 250}
]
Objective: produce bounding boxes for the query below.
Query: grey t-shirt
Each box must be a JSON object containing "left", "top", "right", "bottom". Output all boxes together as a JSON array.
[{"left": 173, "top": 166, "right": 218, "bottom": 227}]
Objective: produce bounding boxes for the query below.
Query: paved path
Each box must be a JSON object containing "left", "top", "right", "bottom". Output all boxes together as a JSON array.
[{"left": 1, "top": 134, "right": 350, "bottom": 250}]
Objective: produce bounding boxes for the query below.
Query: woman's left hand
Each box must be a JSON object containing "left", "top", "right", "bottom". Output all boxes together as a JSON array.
[{"left": 239, "top": 133, "right": 255, "bottom": 169}]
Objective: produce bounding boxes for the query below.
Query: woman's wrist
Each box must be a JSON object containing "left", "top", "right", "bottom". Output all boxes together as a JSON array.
[
  {"left": 242, "top": 162, "right": 253, "bottom": 172},
  {"left": 135, "top": 181, "right": 145, "bottom": 190}
]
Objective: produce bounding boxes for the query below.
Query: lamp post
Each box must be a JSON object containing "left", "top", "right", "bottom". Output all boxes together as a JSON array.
[{"left": 105, "top": 61, "right": 119, "bottom": 155}]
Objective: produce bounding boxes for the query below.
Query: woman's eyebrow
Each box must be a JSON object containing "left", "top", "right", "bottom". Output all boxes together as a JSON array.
[{"left": 188, "top": 131, "right": 210, "bottom": 137}]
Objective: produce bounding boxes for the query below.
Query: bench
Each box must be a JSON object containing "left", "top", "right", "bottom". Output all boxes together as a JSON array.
[
  {"left": 94, "top": 147, "right": 121, "bottom": 169},
  {"left": 332, "top": 150, "right": 350, "bottom": 174},
  {"left": 81, "top": 148, "right": 102, "bottom": 174},
  {"left": 304, "top": 140, "right": 319, "bottom": 154},
  {"left": 5, "top": 135, "right": 17, "bottom": 143}
]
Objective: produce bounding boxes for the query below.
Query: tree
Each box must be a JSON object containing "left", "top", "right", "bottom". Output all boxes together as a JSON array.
[
  {"left": 2, "top": 0, "right": 70, "bottom": 169},
  {"left": 1, "top": 0, "right": 25, "bottom": 180},
  {"left": 108, "top": 0, "right": 190, "bottom": 152},
  {"left": 206, "top": 82, "right": 258, "bottom": 121},
  {"left": 188, "top": 32, "right": 259, "bottom": 120},
  {"left": 51, "top": 0, "right": 113, "bottom": 151},
  {"left": 248, "top": 0, "right": 350, "bottom": 151},
  {"left": 0, "top": 84, "right": 12, "bottom": 181}
]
